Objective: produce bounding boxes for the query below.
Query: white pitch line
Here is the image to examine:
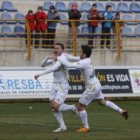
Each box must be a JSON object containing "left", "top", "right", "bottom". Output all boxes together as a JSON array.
[{"left": 0, "top": 121, "right": 140, "bottom": 132}]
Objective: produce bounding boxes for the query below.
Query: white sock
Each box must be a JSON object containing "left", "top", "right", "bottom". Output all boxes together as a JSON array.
[
  {"left": 105, "top": 101, "right": 123, "bottom": 114},
  {"left": 59, "top": 104, "right": 74, "bottom": 111},
  {"left": 53, "top": 110, "right": 66, "bottom": 128},
  {"left": 79, "top": 110, "right": 89, "bottom": 129}
]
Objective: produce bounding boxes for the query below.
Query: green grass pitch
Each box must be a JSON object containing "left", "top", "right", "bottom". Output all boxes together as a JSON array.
[{"left": 0, "top": 101, "right": 140, "bottom": 140}]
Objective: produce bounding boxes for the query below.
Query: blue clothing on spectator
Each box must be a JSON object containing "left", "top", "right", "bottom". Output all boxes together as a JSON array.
[
  {"left": 47, "top": 11, "right": 60, "bottom": 29},
  {"left": 103, "top": 11, "right": 114, "bottom": 28}
]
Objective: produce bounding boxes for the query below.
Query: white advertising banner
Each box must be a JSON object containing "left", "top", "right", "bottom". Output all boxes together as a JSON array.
[
  {"left": 0, "top": 70, "right": 53, "bottom": 98},
  {"left": 129, "top": 70, "right": 140, "bottom": 93}
]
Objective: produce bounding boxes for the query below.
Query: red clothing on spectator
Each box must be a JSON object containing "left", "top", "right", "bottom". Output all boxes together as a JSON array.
[
  {"left": 35, "top": 11, "right": 47, "bottom": 31},
  {"left": 88, "top": 9, "right": 99, "bottom": 27},
  {"left": 25, "top": 14, "right": 35, "bottom": 31}
]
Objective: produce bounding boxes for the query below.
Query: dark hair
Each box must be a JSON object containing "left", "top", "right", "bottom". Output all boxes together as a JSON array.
[
  {"left": 50, "top": 6, "right": 55, "bottom": 10},
  {"left": 28, "top": 10, "right": 33, "bottom": 14},
  {"left": 92, "top": 4, "right": 97, "bottom": 7},
  {"left": 81, "top": 45, "right": 92, "bottom": 58},
  {"left": 106, "top": 5, "right": 112, "bottom": 10},
  {"left": 55, "top": 43, "right": 64, "bottom": 50},
  {"left": 38, "top": 6, "right": 43, "bottom": 10}
]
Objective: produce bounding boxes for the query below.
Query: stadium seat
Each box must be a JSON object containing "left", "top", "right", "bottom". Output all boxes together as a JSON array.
[
  {"left": 122, "top": 27, "right": 136, "bottom": 37},
  {"left": 110, "top": 0, "right": 120, "bottom": 1},
  {"left": 69, "top": 2, "right": 81, "bottom": 11},
  {"left": 130, "top": 3, "right": 140, "bottom": 13},
  {"left": 55, "top": 2, "right": 69, "bottom": 12},
  {"left": 1, "top": 26, "right": 15, "bottom": 37},
  {"left": 77, "top": 27, "right": 81, "bottom": 37},
  {"left": 81, "top": 27, "right": 89, "bottom": 37},
  {"left": 0, "top": 8, "right": 4, "bottom": 11},
  {"left": 14, "top": 26, "right": 25, "bottom": 37},
  {"left": 2, "top": 1, "right": 17, "bottom": 12},
  {"left": 135, "top": 27, "right": 140, "bottom": 37},
  {"left": 118, "top": 3, "right": 131, "bottom": 13},
  {"left": 94, "top": 3, "right": 105, "bottom": 12},
  {"left": 122, "top": 0, "right": 133, "bottom": 1},
  {"left": 80, "top": 14, "right": 88, "bottom": 25},
  {"left": 81, "top": 2, "right": 91, "bottom": 12},
  {"left": 106, "top": 3, "right": 118, "bottom": 13},
  {"left": 44, "top": 2, "right": 54, "bottom": 11},
  {"left": 135, "top": 15, "right": 140, "bottom": 24},
  {"left": 1, "top": 13, "right": 16, "bottom": 24},
  {"left": 122, "top": 15, "right": 137, "bottom": 25},
  {"left": 59, "top": 14, "right": 68, "bottom": 24},
  {"left": 15, "top": 13, "right": 25, "bottom": 24},
  {"left": 95, "top": 27, "right": 102, "bottom": 37}
]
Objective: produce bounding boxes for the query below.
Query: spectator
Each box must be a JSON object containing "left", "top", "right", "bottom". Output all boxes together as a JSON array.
[
  {"left": 68, "top": 4, "right": 81, "bottom": 47},
  {"left": 100, "top": 5, "right": 114, "bottom": 49},
  {"left": 35, "top": 6, "right": 47, "bottom": 48},
  {"left": 112, "top": 12, "right": 125, "bottom": 49},
  {"left": 87, "top": 4, "right": 101, "bottom": 48},
  {"left": 47, "top": 6, "right": 60, "bottom": 48},
  {"left": 25, "top": 10, "right": 35, "bottom": 48}
]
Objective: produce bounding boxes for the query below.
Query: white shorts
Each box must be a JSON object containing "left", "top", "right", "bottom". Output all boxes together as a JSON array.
[
  {"left": 49, "top": 82, "right": 69, "bottom": 105},
  {"left": 79, "top": 82, "right": 104, "bottom": 106}
]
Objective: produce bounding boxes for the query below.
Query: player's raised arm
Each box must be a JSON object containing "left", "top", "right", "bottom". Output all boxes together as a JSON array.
[
  {"left": 35, "top": 61, "right": 61, "bottom": 79},
  {"left": 64, "top": 53, "right": 80, "bottom": 62},
  {"left": 57, "top": 56, "right": 85, "bottom": 69},
  {"left": 41, "top": 57, "right": 54, "bottom": 67},
  {"left": 41, "top": 52, "right": 57, "bottom": 67}
]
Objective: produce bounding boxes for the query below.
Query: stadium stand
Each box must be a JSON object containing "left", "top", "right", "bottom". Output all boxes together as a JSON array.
[
  {"left": 68, "top": 2, "right": 81, "bottom": 11},
  {"left": 1, "top": 26, "right": 14, "bottom": 37},
  {"left": 55, "top": 2, "right": 69, "bottom": 12},
  {"left": 118, "top": 3, "right": 131, "bottom": 13},
  {"left": 122, "top": 27, "right": 136, "bottom": 37},
  {"left": 80, "top": 14, "right": 88, "bottom": 25},
  {"left": 130, "top": 3, "right": 140, "bottom": 13},
  {"left": 135, "top": 26, "right": 140, "bottom": 37},
  {"left": 1, "top": 13, "right": 16, "bottom": 24},
  {"left": 81, "top": 27, "right": 89, "bottom": 37},
  {"left": 94, "top": 2, "right": 105, "bottom": 12},
  {"left": 59, "top": 14, "right": 68, "bottom": 24},
  {"left": 2, "top": 1, "right": 17, "bottom": 12},
  {"left": 122, "top": 15, "right": 137, "bottom": 25},
  {"left": 15, "top": 13, "right": 25, "bottom": 24},
  {"left": 81, "top": 2, "right": 91, "bottom": 12},
  {"left": 0, "top": 0, "right": 140, "bottom": 61},
  {"left": 44, "top": 2, "right": 54, "bottom": 11},
  {"left": 106, "top": 3, "right": 118, "bottom": 13},
  {"left": 135, "top": 15, "right": 140, "bottom": 24},
  {"left": 14, "top": 26, "right": 25, "bottom": 37}
]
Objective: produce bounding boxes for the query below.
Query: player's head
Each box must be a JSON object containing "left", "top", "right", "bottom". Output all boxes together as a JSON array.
[
  {"left": 50, "top": 6, "right": 55, "bottom": 13},
  {"left": 38, "top": 6, "right": 43, "bottom": 12},
  {"left": 28, "top": 10, "right": 33, "bottom": 15},
  {"left": 80, "top": 45, "right": 92, "bottom": 59},
  {"left": 106, "top": 5, "right": 112, "bottom": 12},
  {"left": 92, "top": 4, "right": 97, "bottom": 11},
  {"left": 115, "top": 12, "right": 120, "bottom": 20},
  {"left": 71, "top": 4, "right": 77, "bottom": 10},
  {"left": 54, "top": 43, "right": 64, "bottom": 56}
]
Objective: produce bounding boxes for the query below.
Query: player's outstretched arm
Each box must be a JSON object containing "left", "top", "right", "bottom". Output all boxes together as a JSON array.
[
  {"left": 64, "top": 53, "right": 80, "bottom": 62},
  {"left": 41, "top": 52, "right": 57, "bottom": 67},
  {"left": 41, "top": 57, "right": 54, "bottom": 67},
  {"left": 34, "top": 61, "right": 61, "bottom": 79},
  {"left": 57, "top": 56, "right": 84, "bottom": 69}
]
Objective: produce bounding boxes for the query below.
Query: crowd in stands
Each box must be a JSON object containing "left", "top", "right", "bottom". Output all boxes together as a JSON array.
[{"left": 25, "top": 4, "right": 124, "bottom": 49}]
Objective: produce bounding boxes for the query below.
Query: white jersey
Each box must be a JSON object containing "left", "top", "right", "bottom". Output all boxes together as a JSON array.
[
  {"left": 57, "top": 57, "right": 99, "bottom": 86},
  {"left": 39, "top": 53, "right": 80, "bottom": 83}
]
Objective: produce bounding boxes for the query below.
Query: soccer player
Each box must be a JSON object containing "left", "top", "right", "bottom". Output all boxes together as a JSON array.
[
  {"left": 34, "top": 43, "right": 78, "bottom": 132},
  {"left": 57, "top": 45, "right": 129, "bottom": 132}
]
